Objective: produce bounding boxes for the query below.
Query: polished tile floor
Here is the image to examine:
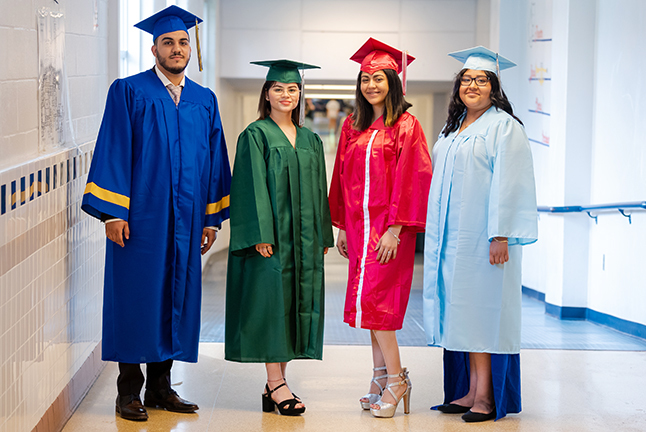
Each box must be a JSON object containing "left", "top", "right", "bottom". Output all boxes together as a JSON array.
[
  {"left": 62, "top": 344, "right": 646, "bottom": 432},
  {"left": 202, "top": 250, "right": 646, "bottom": 350},
  {"left": 61, "top": 251, "right": 646, "bottom": 431}
]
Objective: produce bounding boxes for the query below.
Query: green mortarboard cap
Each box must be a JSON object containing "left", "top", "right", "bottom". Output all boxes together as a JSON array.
[
  {"left": 251, "top": 59, "right": 320, "bottom": 84},
  {"left": 134, "top": 5, "right": 202, "bottom": 42}
]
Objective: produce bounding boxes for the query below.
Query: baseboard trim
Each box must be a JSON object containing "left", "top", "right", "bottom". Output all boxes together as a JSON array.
[
  {"left": 522, "top": 285, "right": 545, "bottom": 302},
  {"left": 523, "top": 286, "right": 646, "bottom": 341},
  {"left": 31, "top": 344, "right": 105, "bottom": 432},
  {"left": 545, "top": 302, "right": 587, "bottom": 320},
  {"left": 587, "top": 308, "right": 646, "bottom": 340}
]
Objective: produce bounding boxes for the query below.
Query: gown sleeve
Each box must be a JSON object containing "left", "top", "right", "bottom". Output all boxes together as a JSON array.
[
  {"left": 315, "top": 133, "right": 335, "bottom": 247},
  {"left": 328, "top": 116, "right": 352, "bottom": 230},
  {"left": 229, "top": 127, "right": 275, "bottom": 255},
  {"left": 205, "top": 92, "right": 232, "bottom": 227},
  {"left": 82, "top": 79, "right": 134, "bottom": 221},
  {"left": 486, "top": 117, "right": 538, "bottom": 245},
  {"left": 387, "top": 116, "right": 433, "bottom": 231}
]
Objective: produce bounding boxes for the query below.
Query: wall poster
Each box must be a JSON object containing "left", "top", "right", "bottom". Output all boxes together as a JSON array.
[
  {"left": 37, "top": 7, "right": 66, "bottom": 154},
  {"left": 526, "top": 0, "right": 552, "bottom": 147}
]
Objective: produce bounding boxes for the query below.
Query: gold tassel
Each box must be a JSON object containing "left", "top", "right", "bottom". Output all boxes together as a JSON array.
[{"left": 195, "top": 18, "right": 203, "bottom": 72}]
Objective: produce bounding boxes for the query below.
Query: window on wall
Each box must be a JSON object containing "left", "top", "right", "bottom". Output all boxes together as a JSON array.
[
  {"left": 118, "top": 0, "right": 215, "bottom": 88},
  {"left": 119, "top": 0, "right": 183, "bottom": 77}
]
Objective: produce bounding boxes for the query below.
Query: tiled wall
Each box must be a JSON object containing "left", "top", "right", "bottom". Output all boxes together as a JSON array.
[{"left": 0, "top": 143, "right": 105, "bottom": 432}]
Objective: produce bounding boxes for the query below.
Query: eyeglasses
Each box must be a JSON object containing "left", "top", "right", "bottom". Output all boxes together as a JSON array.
[
  {"left": 460, "top": 76, "right": 490, "bottom": 87},
  {"left": 270, "top": 87, "right": 300, "bottom": 96}
]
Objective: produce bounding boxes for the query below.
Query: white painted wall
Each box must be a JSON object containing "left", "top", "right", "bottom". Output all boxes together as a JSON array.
[
  {"left": 501, "top": 0, "right": 646, "bottom": 327},
  {"left": 218, "top": 0, "right": 486, "bottom": 82},
  {"left": 586, "top": 0, "right": 646, "bottom": 325}
]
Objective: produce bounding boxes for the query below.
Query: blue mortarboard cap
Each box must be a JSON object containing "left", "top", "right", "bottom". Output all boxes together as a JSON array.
[
  {"left": 448, "top": 46, "right": 516, "bottom": 74},
  {"left": 134, "top": 5, "right": 202, "bottom": 42},
  {"left": 251, "top": 59, "right": 320, "bottom": 84}
]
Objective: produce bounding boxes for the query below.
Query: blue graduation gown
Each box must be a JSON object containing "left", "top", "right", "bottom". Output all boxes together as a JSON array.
[
  {"left": 82, "top": 69, "right": 231, "bottom": 363},
  {"left": 423, "top": 107, "right": 537, "bottom": 419}
]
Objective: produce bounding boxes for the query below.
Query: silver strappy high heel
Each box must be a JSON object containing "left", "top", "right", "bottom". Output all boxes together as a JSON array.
[
  {"left": 359, "top": 366, "right": 387, "bottom": 410},
  {"left": 370, "top": 368, "right": 412, "bottom": 418}
]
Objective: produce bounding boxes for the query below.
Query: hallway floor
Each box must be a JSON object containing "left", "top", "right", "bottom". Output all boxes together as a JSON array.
[
  {"left": 62, "top": 344, "right": 646, "bottom": 431},
  {"left": 61, "top": 251, "right": 646, "bottom": 431}
]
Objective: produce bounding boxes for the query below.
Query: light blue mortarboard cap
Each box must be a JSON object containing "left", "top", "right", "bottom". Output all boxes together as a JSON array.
[
  {"left": 134, "top": 5, "right": 202, "bottom": 42},
  {"left": 448, "top": 46, "right": 516, "bottom": 74}
]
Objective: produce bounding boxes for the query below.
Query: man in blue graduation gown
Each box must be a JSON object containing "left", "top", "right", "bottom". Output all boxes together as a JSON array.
[{"left": 81, "top": 6, "right": 231, "bottom": 422}]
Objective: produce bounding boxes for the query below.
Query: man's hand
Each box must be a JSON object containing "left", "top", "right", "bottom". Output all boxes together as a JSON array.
[
  {"left": 105, "top": 220, "right": 130, "bottom": 247},
  {"left": 201, "top": 228, "right": 217, "bottom": 255}
]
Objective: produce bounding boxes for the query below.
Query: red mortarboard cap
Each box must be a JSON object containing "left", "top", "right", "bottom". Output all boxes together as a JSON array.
[{"left": 350, "top": 38, "right": 415, "bottom": 74}]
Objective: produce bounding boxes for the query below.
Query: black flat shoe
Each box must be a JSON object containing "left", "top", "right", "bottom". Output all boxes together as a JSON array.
[
  {"left": 144, "top": 388, "right": 199, "bottom": 413},
  {"left": 462, "top": 408, "right": 496, "bottom": 422},
  {"left": 437, "top": 403, "right": 471, "bottom": 414},
  {"left": 116, "top": 395, "right": 148, "bottom": 421}
]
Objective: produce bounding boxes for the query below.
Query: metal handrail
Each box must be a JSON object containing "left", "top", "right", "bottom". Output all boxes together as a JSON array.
[{"left": 537, "top": 201, "right": 646, "bottom": 224}]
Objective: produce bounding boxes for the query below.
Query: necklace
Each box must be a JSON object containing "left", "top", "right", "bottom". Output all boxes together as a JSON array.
[{"left": 282, "top": 127, "right": 296, "bottom": 146}]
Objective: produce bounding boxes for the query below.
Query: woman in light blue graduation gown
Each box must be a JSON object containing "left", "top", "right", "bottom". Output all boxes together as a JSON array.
[{"left": 423, "top": 47, "right": 538, "bottom": 422}]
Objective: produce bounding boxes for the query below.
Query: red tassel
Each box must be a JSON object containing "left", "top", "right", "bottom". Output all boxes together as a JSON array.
[{"left": 402, "top": 50, "right": 408, "bottom": 96}]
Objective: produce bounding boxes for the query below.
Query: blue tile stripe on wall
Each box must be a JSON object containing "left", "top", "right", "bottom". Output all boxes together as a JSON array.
[
  {"left": 1, "top": 184, "right": 5, "bottom": 215},
  {"left": 0, "top": 151, "right": 92, "bottom": 214},
  {"left": 523, "top": 286, "right": 646, "bottom": 341}
]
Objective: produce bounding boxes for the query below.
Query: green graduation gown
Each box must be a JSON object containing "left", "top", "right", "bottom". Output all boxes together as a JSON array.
[{"left": 225, "top": 117, "right": 334, "bottom": 363}]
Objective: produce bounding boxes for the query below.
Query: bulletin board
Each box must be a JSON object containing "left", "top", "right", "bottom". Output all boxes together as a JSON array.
[{"left": 525, "top": 0, "right": 552, "bottom": 147}]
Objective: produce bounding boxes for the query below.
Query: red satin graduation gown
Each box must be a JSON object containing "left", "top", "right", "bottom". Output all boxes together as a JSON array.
[{"left": 329, "top": 113, "right": 432, "bottom": 330}]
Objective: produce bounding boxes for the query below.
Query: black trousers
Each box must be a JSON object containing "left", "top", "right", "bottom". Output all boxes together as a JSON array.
[{"left": 117, "top": 359, "right": 173, "bottom": 396}]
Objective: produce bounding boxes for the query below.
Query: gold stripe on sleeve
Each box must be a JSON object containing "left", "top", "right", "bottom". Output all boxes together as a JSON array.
[
  {"left": 84, "top": 182, "right": 130, "bottom": 209},
  {"left": 206, "top": 195, "right": 230, "bottom": 215}
]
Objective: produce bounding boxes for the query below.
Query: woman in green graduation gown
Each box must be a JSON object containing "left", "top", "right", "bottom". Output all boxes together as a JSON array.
[{"left": 225, "top": 60, "right": 334, "bottom": 416}]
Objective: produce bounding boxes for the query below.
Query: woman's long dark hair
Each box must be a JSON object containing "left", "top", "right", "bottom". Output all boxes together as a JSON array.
[
  {"left": 257, "top": 81, "right": 301, "bottom": 125},
  {"left": 353, "top": 69, "right": 412, "bottom": 131},
  {"left": 442, "top": 69, "right": 522, "bottom": 137}
]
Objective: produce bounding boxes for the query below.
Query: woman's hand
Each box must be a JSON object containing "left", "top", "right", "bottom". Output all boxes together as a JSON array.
[
  {"left": 255, "top": 243, "right": 273, "bottom": 258},
  {"left": 489, "top": 237, "right": 509, "bottom": 265},
  {"left": 324, "top": 247, "right": 329, "bottom": 255},
  {"left": 336, "top": 230, "right": 349, "bottom": 259},
  {"left": 375, "top": 225, "right": 401, "bottom": 264}
]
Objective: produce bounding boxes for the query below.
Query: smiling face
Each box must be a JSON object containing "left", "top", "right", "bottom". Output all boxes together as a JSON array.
[
  {"left": 152, "top": 30, "right": 191, "bottom": 75},
  {"left": 360, "top": 70, "right": 389, "bottom": 108},
  {"left": 459, "top": 69, "right": 492, "bottom": 112},
  {"left": 266, "top": 82, "right": 300, "bottom": 115}
]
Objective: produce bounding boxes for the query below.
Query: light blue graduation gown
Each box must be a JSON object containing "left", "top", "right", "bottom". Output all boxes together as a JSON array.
[{"left": 423, "top": 106, "right": 538, "bottom": 354}]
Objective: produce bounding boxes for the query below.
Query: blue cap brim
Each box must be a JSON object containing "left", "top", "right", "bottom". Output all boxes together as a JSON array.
[{"left": 448, "top": 46, "right": 516, "bottom": 72}]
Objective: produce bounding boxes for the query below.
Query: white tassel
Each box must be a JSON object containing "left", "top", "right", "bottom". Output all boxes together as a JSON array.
[{"left": 299, "top": 69, "right": 305, "bottom": 127}]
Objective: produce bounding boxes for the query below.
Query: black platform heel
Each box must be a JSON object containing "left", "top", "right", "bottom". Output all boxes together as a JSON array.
[{"left": 262, "top": 383, "right": 306, "bottom": 416}]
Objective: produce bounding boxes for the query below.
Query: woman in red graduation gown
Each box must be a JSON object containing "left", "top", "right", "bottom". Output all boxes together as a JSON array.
[{"left": 329, "top": 38, "right": 433, "bottom": 418}]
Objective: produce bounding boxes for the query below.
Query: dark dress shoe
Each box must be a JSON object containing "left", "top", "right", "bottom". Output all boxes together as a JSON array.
[
  {"left": 116, "top": 395, "right": 148, "bottom": 421},
  {"left": 437, "top": 403, "right": 471, "bottom": 414},
  {"left": 144, "top": 388, "right": 199, "bottom": 413},
  {"left": 462, "top": 408, "right": 497, "bottom": 422}
]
